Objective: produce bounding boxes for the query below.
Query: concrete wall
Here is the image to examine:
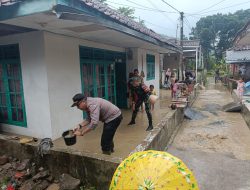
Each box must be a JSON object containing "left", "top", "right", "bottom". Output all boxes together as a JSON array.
[
  {"left": 0, "top": 31, "right": 125, "bottom": 139},
  {"left": 43, "top": 32, "right": 125, "bottom": 139},
  {"left": 0, "top": 31, "right": 167, "bottom": 139},
  {"left": 126, "top": 48, "right": 160, "bottom": 95},
  {"left": 0, "top": 137, "right": 119, "bottom": 190},
  {"left": 0, "top": 31, "right": 52, "bottom": 138},
  {"left": 242, "top": 104, "right": 250, "bottom": 129},
  {"left": 231, "top": 89, "right": 250, "bottom": 129}
]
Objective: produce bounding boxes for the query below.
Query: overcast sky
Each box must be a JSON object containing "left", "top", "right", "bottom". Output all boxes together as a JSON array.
[{"left": 106, "top": 0, "right": 250, "bottom": 38}]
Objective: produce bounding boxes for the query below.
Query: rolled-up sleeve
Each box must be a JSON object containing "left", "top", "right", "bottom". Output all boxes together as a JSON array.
[{"left": 86, "top": 104, "right": 100, "bottom": 129}]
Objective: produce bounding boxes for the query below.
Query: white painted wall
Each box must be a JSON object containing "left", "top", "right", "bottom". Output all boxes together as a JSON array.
[
  {"left": 0, "top": 31, "right": 52, "bottom": 138},
  {"left": 126, "top": 48, "right": 160, "bottom": 95},
  {"left": 126, "top": 48, "right": 138, "bottom": 76},
  {"left": 43, "top": 32, "right": 125, "bottom": 139},
  {"left": 0, "top": 30, "right": 161, "bottom": 139}
]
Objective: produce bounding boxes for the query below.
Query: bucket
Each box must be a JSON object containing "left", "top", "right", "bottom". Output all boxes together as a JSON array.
[
  {"left": 62, "top": 130, "right": 76, "bottom": 146},
  {"left": 149, "top": 95, "right": 158, "bottom": 104}
]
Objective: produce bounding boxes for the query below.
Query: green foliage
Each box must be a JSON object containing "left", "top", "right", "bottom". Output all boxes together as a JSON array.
[
  {"left": 117, "top": 7, "right": 135, "bottom": 19},
  {"left": 80, "top": 186, "right": 96, "bottom": 190},
  {"left": 191, "top": 9, "right": 250, "bottom": 62},
  {"left": 138, "top": 19, "right": 145, "bottom": 26}
]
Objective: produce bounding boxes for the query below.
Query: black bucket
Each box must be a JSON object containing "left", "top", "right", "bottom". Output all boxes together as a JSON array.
[{"left": 62, "top": 130, "right": 76, "bottom": 146}]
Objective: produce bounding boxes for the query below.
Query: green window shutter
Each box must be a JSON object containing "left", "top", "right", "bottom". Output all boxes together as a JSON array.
[
  {"left": 0, "top": 44, "right": 27, "bottom": 127},
  {"left": 146, "top": 54, "right": 155, "bottom": 80}
]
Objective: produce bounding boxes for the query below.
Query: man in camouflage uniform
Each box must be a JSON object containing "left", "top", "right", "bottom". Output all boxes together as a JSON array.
[{"left": 128, "top": 79, "right": 153, "bottom": 131}]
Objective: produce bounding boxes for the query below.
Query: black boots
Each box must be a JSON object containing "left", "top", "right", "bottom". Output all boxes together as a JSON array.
[
  {"left": 146, "top": 125, "right": 153, "bottom": 131},
  {"left": 146, "top": 110, "right": 153, "bottom": 131},
  {"left": 128, "top": 110, "right": 153, "bottom": 131},
  {"left": 102, "top": 150, "right": 111, "bottom": 155},
  {"left": 128, "top": 120, "right": 135, "bottom": 125},
  {"left": 128, "top": 112, "right": 137, "bottom": 125}
]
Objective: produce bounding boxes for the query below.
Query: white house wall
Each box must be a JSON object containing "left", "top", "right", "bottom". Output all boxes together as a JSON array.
[
  {"left": 0, "top": 31, "right": 52, "bottom": 138},
  {"left": 43, "top": 32, "right": 125, "bottom": 139},
  {"left": 0, "top": 30, "right": 162, "bottom": 139},
  {"left": 138, "top": 48, "right": 160, "bottom": 95},
  {"left": 126, "top": 48, "right": 160, "bottom": 95}
]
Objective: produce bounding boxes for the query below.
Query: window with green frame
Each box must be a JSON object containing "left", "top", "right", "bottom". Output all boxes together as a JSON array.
[
  {"left": 79, "top": 46, "right": 126, "bottom": 105},
  {"left": 0, "top": 44, "right": 27, "bottom": 127},
  {"left": 146, "top": 54, "right": 155, "bottom": 80}
]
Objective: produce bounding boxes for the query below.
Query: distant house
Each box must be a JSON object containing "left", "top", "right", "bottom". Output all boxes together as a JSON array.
[
  {"left": 163, "top": 39, "right": 203, "bottom": 82},
  {"left": 226, "top": 21, "right": 250, "bottom": 81},
  {"left": 0, "top": 0, "right": 181, "bottom": 139}
]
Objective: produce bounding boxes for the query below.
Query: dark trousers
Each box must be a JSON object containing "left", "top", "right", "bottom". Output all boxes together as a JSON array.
[
  {"left": 165, "top": 75, "right": 170, "bottom": 83},
  {"left": 101, "top": 114, "right": 123, "bottom": 151},
  {"left": 131, "top": 95, "right": 152, "bottom": 126}
]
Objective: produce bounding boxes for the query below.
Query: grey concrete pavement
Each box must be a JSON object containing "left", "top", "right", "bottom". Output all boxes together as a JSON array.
[{"left": 168, "top": 78, "right": 250, "bottom": 190}]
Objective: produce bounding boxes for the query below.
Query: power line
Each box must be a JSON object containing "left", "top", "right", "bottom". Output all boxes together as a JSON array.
[
  {"left": 108, "top": 4, "right": 175, "bottom": 32},
  {"left": 144, "top": 20, "right": 176, "bottom": 31},
  {"left": 194, "top": 0, "right": 227, "bottom": 14},
  {"left": 161, "top": 0, "right": 180, "bottom": 13},
  {"left": 106, "top": 0, "right": 177, "bottom": 13},
  {"left": 146, "top": 0, "right": 177, "bottom": 25},
  {"left": 187, "top": 0, "right": 250, "bottom": 16},
  {"left": 125, "top": 0, "right": 176, "bottom": 13},
  {"left": 184, "top": 17, "right": 192, "bottom": 31}
]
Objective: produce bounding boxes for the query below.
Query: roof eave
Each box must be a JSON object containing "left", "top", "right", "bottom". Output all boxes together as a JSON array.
[
  {"left": 0, "top": 0, "right": 55, "bottom": 21},
  {"left": 55, "top": 4, "right": 181, "bottom": 52}
]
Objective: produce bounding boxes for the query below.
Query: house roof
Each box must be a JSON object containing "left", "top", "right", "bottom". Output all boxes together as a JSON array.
[
  {"left": 0, "top": 0, "right": 181, "bottom": 53},
  {"left": 183, "top": 40, "right": 200, "bottom": 47},
  {"left": 233, "top": 20, "right": 250, "bottom": 45},
  {"left": 76, "top": 0, "right": 180, "bottom": 51}
]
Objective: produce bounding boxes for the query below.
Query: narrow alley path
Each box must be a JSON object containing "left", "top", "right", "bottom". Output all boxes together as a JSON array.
[{"left": 168, "top": 78, "right": 250, "bottom": 190}]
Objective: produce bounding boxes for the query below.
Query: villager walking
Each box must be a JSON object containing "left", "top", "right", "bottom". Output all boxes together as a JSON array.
[
  {"left": 71, "top": 93, "right": 122, "bottom": 155},
  {"left": 165, "top": 68, "right": 171, "bottom": 83}
]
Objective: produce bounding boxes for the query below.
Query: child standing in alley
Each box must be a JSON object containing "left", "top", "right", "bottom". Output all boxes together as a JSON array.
[
  {"left": 236, "top": 77, "right": 245, "bottom": 102},
  {"left": 149, "top": 85, "right": 156, "bottom": 110},
  {"left": 229, "top": 77, "right": 245, "bottom": 102}
]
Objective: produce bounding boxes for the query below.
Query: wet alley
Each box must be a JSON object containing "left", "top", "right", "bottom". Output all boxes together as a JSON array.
[{"left": 168, "top": 78, "right": 250, "bottom": 190}]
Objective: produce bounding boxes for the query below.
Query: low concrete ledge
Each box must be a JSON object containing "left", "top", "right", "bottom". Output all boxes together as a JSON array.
[
  {"left": 0, "top": 136, "right": 119, "bottom": 189},
  {"left": 130, "top": 84, "right": 199, "bottom": 153},
  {"left": 231, "top": 89, "right": 250, "bottom": 129},
  {"left": 0, "top": 88, "right": 200, "bottom": 189},
  {"left": 130, "top": 108, "right": 184, "bottom": 153},
  {"left": 241, "top": 103, "right": 250, "bottom": 128}
]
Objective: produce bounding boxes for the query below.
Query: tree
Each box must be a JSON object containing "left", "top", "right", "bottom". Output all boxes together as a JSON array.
[
  {"left": 98, "top": 0, "right": 145, "bottom": 25},
  {"left": 117, "top": 7, "right": 135, "bottom": 19},
  {"left": 190, "top": 9, "right": 250, "bottom": 69}
]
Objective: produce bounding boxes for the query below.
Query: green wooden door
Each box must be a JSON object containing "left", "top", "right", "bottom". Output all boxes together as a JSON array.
[
  {"left": 79, "top": 46, "right": 127, "bottom": 107},
  {"left": 80, "top": 60, "right": 116, "bottom": 104},
  {"left": 0, "top": 44, "right": 26, "bottom": 127}
]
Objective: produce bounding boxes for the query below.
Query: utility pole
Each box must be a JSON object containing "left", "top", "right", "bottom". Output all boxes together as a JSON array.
[{"left": 179, "top": 12, "right": 184, "bottom": 80}]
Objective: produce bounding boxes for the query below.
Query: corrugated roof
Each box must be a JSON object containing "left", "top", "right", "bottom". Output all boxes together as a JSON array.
[
  {"left": 80, "top": 0, "right": 179, "bottom": 49},
  {"left": 0, "top": 0, "right": 19, "bottom": 6},
  {"left": 234, "top": 20, "right": 250, "bottom": 45},
  {"left": 183, "top": 40, "right": 200, "bottom": 47}
]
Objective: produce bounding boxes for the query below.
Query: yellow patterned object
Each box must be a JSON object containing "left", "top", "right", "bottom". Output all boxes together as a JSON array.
[{"left": 110, "top": 150, "right": 199, "bottom": 190}]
